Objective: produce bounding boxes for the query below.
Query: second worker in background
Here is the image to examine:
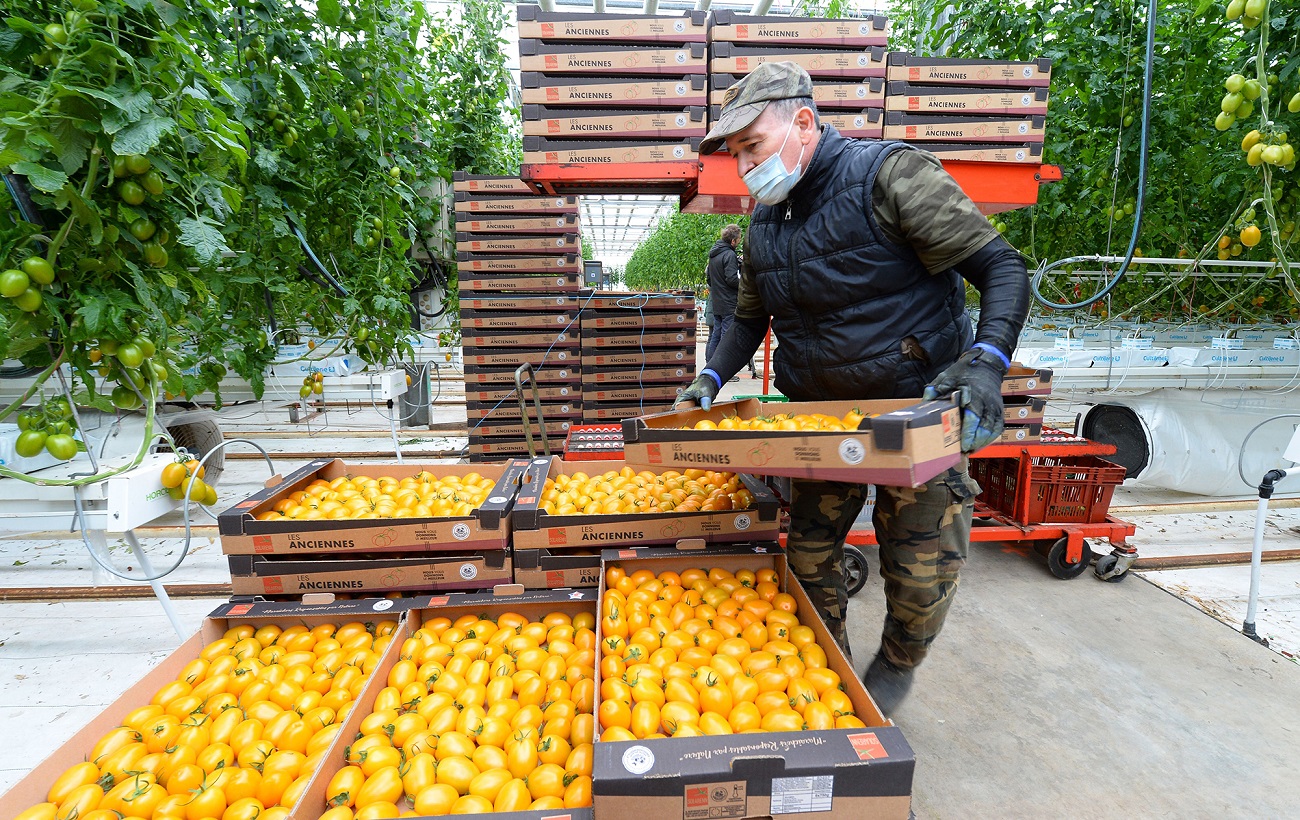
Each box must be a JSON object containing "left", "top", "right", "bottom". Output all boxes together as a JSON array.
[{"left": 676, "top": 61, "right": 1031, "bottom": 716}]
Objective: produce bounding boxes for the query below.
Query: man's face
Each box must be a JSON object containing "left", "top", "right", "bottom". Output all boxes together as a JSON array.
[{"left": 724, "top": 102, "right": 817, "bottom": 179}]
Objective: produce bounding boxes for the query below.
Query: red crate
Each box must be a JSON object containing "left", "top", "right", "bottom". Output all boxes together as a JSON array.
[{"left": 971, "top": 455, "right": 1126, "bottom": 525}]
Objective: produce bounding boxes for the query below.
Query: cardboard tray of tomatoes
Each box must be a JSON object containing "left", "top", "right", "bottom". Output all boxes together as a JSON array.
[
  {"left": 622, "top": 398, "right": 962, "bottom": 487},
  {"left": 509, "top": 456, "right": 782, "bottom": 551},
  {"left": 0, "top": 597, "right": 412, "bottom": 820},
  {"left": 292, "top": 588, "right": 598, "bottom": 819},
  {"left": 590, "top": 545, "right": 914, "bottom": 820},
  {"left": 218, "top": 459, "right": 531, "bottom": 557}
]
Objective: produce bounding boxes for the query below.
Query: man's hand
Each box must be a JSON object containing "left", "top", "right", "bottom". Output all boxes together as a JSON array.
[
  {"left": 923, "top": 347, "right": 1008, "bottom": 453},
  {"left": 674, "top": 373, "right": 720, "bottom": 411}
]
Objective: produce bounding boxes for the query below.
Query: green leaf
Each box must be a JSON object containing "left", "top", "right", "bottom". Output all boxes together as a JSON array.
[
  {"left": 10, "top": 161, "right": 68, "bottom": 193},
  {"left": 177, "top": 217, "right": 228, "bottom": 265},
  {"left": 318, "top": 0, "right": 342, "bottom": 26},
  {"left": 111, "top": 115, "right": 176, "bottom": 157}
]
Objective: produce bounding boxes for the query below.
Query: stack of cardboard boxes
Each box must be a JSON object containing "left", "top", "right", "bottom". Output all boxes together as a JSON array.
[
  {"left": 454, "top": 173, "right": 584, "bottom": 461},
  {"left": 579, "top": 292, "right": 698, "bottom": 424},
  {"left": 709, "top": 11, "right": 890, "bottom": 143},
  {"left": 884, "top": 53, "right": 1051, "bottom": 163},
  {"left": 517, "top": 5, "right": 709, "bottom": 167}
]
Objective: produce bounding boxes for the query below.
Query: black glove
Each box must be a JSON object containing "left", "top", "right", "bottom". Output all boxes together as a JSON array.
[
  {"left": 674, "top": 373, "right": 720, "bottom": 411},
  {"left": 923, "top": 347, "right": 1008, "bottom": 453}
]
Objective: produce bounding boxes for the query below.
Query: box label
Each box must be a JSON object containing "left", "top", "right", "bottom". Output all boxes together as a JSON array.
[
  {"left": 770, "top": 775, "right": 834, "bottom": 814},
  {"left": 848, "top": 731, "right": 890, "bottom": 760},
  {"left": 684, "top": 780, "right": 747, "bottom": 820}
]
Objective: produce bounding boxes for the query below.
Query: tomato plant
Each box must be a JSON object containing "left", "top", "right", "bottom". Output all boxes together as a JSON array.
[
  {"left": 623, "top": 208, "right": 750, "bottom": 292},
  {"left": 0, "top": 0, "right": 517, "bottom": 433}
]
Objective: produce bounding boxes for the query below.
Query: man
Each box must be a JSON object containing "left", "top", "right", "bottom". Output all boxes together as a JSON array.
[
  {"left": 705, "top": 224, "right": 757, "bottom": 378},
  {"left": 675, "top": 62, "right": 1030, "bottom": 715}
]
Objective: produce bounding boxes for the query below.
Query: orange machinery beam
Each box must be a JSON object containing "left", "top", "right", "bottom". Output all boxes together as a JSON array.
[{"left": 522, "top": 153, "right": 1061, "bottom": 215}]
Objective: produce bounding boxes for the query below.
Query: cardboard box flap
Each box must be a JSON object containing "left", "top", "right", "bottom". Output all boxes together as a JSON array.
[
  {"left": 592, "top": 728, "right": 914, "bottom": 796},
  {"left": 865, "top": 399, "right": 954, "bottom": 452},
  {"left": 412, "top": 585, "right": 599, "bottom": 609},
  {"left": 205, "top": 595, "right": 415, "bottom": 619}
]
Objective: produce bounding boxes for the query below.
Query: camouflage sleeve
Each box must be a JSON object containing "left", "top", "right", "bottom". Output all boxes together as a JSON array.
[
  {"left": 735, "top": 245, "right": 767, "bottom": 321},
  {"left": 871, "top": 147, "right": 1002, "bottom": 274}
]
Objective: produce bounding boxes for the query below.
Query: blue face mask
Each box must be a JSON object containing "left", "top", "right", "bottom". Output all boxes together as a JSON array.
[{"left": 742, "top": 115, "right": 807, "bottom": 206}]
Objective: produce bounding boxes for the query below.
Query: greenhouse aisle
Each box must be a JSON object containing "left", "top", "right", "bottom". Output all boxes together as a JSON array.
[{"left": 3, "top": 536, "right": 1298, "bottom": 816}]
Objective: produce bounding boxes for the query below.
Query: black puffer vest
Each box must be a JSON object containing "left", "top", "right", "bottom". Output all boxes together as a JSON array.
[{"left": 747, "top": 126, "right": 972, "bottom": 401}]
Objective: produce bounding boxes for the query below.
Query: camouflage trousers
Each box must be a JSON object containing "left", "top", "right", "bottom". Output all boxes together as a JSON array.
[{"left": 786, "top": 461, "right": 980, "bottom": 669}]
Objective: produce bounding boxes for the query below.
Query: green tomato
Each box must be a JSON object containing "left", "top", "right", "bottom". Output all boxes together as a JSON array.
[
  {"left": 1225, "top": 74, "right": 1246, "bottom": 93},
  {"left": 142, "top": 242, "right": 168, "bottom": 267},
  {"left": 133, "top": 335, "right": 156, "bottom": 358},
  {"left": 0, "top": 269, "right": 29, "bottom": 298},
  {"left": 272, "top": 118, "right": 287, "bottom": 133},
  {"left": 1122, "top": 114, "right": 1134, "bottom": 128},
  {"left": 1236, "top": 100, "right": 1254, "bottom": 119},
  {"left": 1242, "top": 79, "right": 1262, "bottom": 101},
  {"left": 141, "top": 169, "right": 165, "bottom": 196},
  {"left": 355, "top": 327, "right": 370, "bottom": 343},
  {"left": 1289, "top": 93, "right": 1300, "bottom": 114},
  {"left": 311, "top": 382, "right": 324, "bottom": 395},
  {"left": 129, "top": 218, "right": 157, "bottom": 242},
  {"left": 99, "top": 339, "right": 119, "bottom": 355},
  {"left": 125, "top": 154, "right": 151, "bottom": 175},
  {"left": 388, "top": 166, "right": 401, "bottom": 180},
  {"left": 372, "top": 217, "right": 383, "bottom": 229},
  {"left": 150, "top": 361, "right": 168, "bottom": 381},
  {"left": 48, "top": 397, "right": 73, "bottom": 422},
  {"left": 21, "top": 256, "right": 55, "bottom": 285},
  {"left": 45, "top": 433, "right": 78, "bottom": 461},
  {"left": 16, "top": 411, "right": 38, "bottom": 431},
  {"left": 44, "top": 23, "right": 68, "bottom": 46},
  {"left": 112, "top": 156, "right": 130, "bottom": 178},
  {"left": 1221, "top": 92, "right": 1243, "bottom": 114},
  {"left": 110, "top": 385, "right": 141, "bottom": 410},
  {"left": 13, "top": 287, "right": 42, "bottom": 313},
  {"left": 116, "top": 343, "right": 145, "bottom": 369},
  {"left": 1215, "top": 111, "right": 1235, "bottom": 131},
  {"left": 1226, "top": 0, "right": 1244, "bottom": 18},
  {"left": 1244, "top": 0, "right": 1266, "bottom": 16},
  {"left": 15, "top": 430, "right": 47, "bottom": 458},
  {"left": 298, "top": 385, "right": 312, "bottom": 399},
  {"left": 118, "top": 180, "right": 146, "bottom": 206}
]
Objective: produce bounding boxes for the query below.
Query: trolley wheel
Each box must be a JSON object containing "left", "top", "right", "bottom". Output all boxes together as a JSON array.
[
  {"left": 1094, "top": 552, "right": 1128, "bottom": 582},
  {"left": 1045, "top": 537, "right": 1094, "bottom": 580},
  {"left": 844, "top": 544, "right": 869, "bottom": 597}
]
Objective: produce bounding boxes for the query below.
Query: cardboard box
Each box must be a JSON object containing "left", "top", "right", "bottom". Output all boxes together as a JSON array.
[
  {"left": 581, "top": 364, "right": 695, "bottom": 384},
  {"left": 522, "top": 105, "right": 707, "bottom": 138},
  {"left": 455, "top": 212, "right": 582, "bottom": 233},
  {"left": 586, "top": 348, "right": 692, "bottom": 368},
  {"left": 469, "top": 437, "right": 569, "bottom": 460},
  {"left": 459, "top": 293, "right": 578, "bottom": 312},
  {"left": 592, "top": 545, "right": 912, "bottom": 820},
  {"left": 581, "top": 309, "right": 696, "bottom": 329},
  {"left": 452, "top": 172, "right": 537, "bottom": 194},
  {"left": 455, "top": 232, "right": 581, "bottom": 254},
  {"left": 995, "top": 423, "right": 1042, "bottom": 445},
  {"left": 218, "top": 459, "right": 525, "bottom": 555},
  {"left": 523, "top": 136, "right": 702, "bottom": 165},
  {"left": 908, "top": 142, "right": 1044, "bottom": 164},
  {"left": 453, "top": 192, "right": 580, "bottom": 214},
  {"left": 291, "top": 588, "right": 599, "bottom": 820},
  {"left": 586, "top": 384, "right": 687, "bottom": 403},
  {"left": 462, "top": 326, "right": 580, "bottom": 349},
  {"left": 819, "top": 108, "right": 884, "bottom": 138},
  {"left": 459, "top": 273, "right": 584, "bottom": 294},
  {"left": 474, "top": 419, "right": 574, "bottom": 439},
  {"left": 583, "top": 403, "right": 677, "bottom": 421},
  {"left": 456, "top": 252, "right": 581, "bottom": 272},
  {"left": 885, "top": 82, "right": 1050, "bottom": 115},
  {"left": 468, "top": 384, "right": 582, "bottom": 403},
  {"left": 227, "top": 551, "right": 513, "bottom": 596},
  {"left": 462, "top": 347, "right": 579, "bottom": 368},
  {"left": 517, "top": 4, "right": 708, "bottom": 42},
  {"left": 462, "top": 307, "right": 581, "bottom": 330},
  {"left": 510, "top": 456, "right": 782, "bottom": 550},
  {"left": 1002, "top": 365, "right": 1053, "bottom": 396},
  {"left": 522, "top": 73, "right": 708, "bottom": 107},
  {"left": 463, "top": 363, "right": 581, "bottom": 386},
  {"left": 883, "top": 111, "right": 1046, "bottom": 143},
  {"left": 711, "top": 74, "right": 885, "bottom": 109},
  {"left": 710, "top": 43, "right": 887, "bottom": 78},
  {"left": 622, "top": 398, "right": 962, "bottom": 486},
  {"left": 519, "top": 40, "right": 708, "bottom": 75},
  {"left": 467, "top": 399, "right": 583, "bottom": 421},
  {"left": 513, "top": 546, "right": 603, "bottom": 589},
  {"left": 710, "top": 11, "right": 889, "bottom": 46},
  {"left": 1005, "top": 396, "right": 1046, "bottom": 425},
  {"left": 580, "top": 327, "right": 697, "bottom": 348},
  {"left": 0, "top": 597, "right": 406, "bottom": 819},
  {"left": 886, "top": 52, "right": 1052, "bottom": 87},
  {"left": 583, "top": 292, "right": 695, "bottom": 311}
]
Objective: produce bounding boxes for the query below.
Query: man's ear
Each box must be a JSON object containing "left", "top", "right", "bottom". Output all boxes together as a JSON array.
[{"left": 797, "top": 107, "right": 817, "bottom": 141}]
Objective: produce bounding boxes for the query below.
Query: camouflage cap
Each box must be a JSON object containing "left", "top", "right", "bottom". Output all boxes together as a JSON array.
[{"left": 700, "top": 61, "right": 814, "bottom": 155}]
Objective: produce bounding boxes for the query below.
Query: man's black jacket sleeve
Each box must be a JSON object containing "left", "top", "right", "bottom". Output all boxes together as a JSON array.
[{"left": 952, "top": 236, "right": 1030, "bottom": 360}]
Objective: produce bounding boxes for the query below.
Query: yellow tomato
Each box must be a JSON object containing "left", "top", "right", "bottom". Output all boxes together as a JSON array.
[
  {"left": 46, "top": 762, "right": 101, "bottom": 804},
  {"left": 412, "top": 783, "right": 459, "bottom": 815}
]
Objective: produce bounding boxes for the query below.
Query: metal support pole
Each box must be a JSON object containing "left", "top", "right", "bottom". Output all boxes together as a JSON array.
[
  {"left": 126, "top": 530, "right": 188, "bottom": 640},
  {"left": 1244, "top": 469, "right": 1285, "bottom": 646}
]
